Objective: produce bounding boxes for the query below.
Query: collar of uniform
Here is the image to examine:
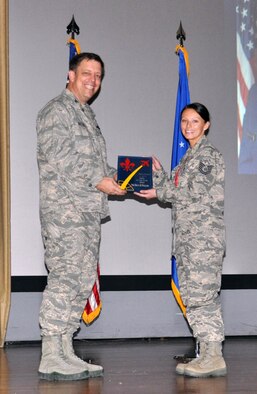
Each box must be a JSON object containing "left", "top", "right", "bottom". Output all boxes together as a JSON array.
[
  {"left": 181, "top": 135, "right": 208, "bottom": 164},
  {"left": 190, "top": 135, "right": 208, "bottom": 154},
  {"left": 63, "top": 88, "right": 91, "bottom": 112},
  {"left": 64, "top": 88, "right": 81, "bottom": 105}
]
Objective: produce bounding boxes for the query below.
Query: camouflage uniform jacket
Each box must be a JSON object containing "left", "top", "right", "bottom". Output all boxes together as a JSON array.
[
  {"left": 37, "top": 89, "right": 116, "bottom": 219},
  {"left": 153, "top": 135, "right": 225, "bottom": 254}
]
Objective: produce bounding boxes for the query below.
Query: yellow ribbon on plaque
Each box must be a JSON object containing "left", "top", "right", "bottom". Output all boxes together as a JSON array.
[{"left": 120, "top": 165, "right": 143, "bottom": 190}]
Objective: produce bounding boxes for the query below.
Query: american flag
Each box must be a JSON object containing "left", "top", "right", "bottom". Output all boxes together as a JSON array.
[
  {"left": 82, "top": 263, "right": 102, "bottom": 325},
  {"left": 236, "top": 0, "right": 257, "bottom": 155}
]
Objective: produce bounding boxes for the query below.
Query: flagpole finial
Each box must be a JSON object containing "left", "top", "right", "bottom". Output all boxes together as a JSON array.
[
  {"left": 66, "top": 15, "right": 80, "bottom": 39},
  {"left": 176, "top": 21, "right": 186, "bottom": 47}
]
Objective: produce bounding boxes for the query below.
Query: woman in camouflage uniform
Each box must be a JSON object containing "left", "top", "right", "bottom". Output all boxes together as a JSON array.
[{"left": 135, "top": 103, "right": 226, "bottom": 378}]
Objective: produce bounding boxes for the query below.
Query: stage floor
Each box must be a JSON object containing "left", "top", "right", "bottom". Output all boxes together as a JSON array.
[{"left": 0, "top": 336, "right": 256, "bottom": 393}]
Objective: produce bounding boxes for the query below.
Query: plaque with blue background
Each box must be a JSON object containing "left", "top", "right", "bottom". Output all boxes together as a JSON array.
[{"left": 117, "top": 156, "right": 153, "bottom": 192}]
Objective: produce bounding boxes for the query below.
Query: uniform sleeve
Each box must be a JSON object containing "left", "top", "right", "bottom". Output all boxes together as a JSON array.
[
  {"left": 37, "top": 104, "right": 102, "bottom": 199},
  {"left": 154, "top": 149, "right": 225, "bottom": 207},
  {"left": 105, "top": 163, "right": 117, "bottom": 179}
]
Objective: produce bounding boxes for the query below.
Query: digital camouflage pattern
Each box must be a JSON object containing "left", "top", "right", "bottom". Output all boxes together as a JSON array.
[
  {"left": 153, "top": 135, "right": 225, "bottom": 342},
  {"left": 37, "top": 89, "right": 115, "bottom": 335},
  {"left": 39, "top": 209, "right": 101, "bottom": 336},
  {"left": 37, "top": 89, "right": 116, "bottom": 220}
]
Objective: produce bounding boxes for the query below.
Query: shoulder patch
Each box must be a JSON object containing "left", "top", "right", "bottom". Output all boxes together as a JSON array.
[{"left": 199, "top": 161, "right": 213, "bottom": 175}]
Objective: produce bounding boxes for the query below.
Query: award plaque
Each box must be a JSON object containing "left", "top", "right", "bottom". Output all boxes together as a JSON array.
[{"left": 117, "top": 156, "right": 153, "bottom": 192}]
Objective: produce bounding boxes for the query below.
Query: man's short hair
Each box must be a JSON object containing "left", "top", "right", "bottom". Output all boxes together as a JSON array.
[{"left": 69, "top": 52, "right": 105, "bottom": 80}]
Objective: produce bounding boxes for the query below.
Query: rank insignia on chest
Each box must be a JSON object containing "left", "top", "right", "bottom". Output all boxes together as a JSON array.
[{"left": 199, "top": 161, "right": 213, "bottom": 175}]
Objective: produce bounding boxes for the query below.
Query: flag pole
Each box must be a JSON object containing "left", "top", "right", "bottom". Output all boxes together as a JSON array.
[
  {"left": 176, "top": 21, "right": 186, "bottom": 47},
  {"left": 66, "top": 17, "right": 102, "bottom": 325},
  {"left": 66, "top": 15, "right": 80, "bottom": 40},
  {"left": 66, "top": 16, "right": 81, "bottom": 86},
  {"left": 171, "top": 22, "right": 200, "bottom": 362},
  {"left": 170, "top": 20, "right": 188, "bottom": 317},
  {"left": 66, "top": 15, "right": 81, "bottom": 58}
]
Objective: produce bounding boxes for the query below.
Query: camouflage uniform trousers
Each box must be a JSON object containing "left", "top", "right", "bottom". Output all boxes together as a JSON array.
[
  {"left": 176, "top": 243, "right": 225, "bottom": 343},
  {"left": 39, "top": 204, "right": 101, "bottom": 336}
]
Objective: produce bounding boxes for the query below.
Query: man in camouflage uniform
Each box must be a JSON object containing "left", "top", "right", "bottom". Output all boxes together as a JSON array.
[
  {"left": 135, "top": 103, "right": 226, "bottom": 378},
  {"left": 37, "top": 53, "right": 126, "bottom": 381}
]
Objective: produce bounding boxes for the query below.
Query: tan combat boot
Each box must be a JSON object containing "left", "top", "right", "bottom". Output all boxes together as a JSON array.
[
  {"left": 62, "top": 332, "right": 104, "bottom": 378},
  {"left": 38, "top": 335, "right": 89, "bottom": 381},
  {"left": 176, "top": 342, "right": 206, "bottom": 375},
  {"left": 183, "top": 341, "right": 227, "bottom": 377}
]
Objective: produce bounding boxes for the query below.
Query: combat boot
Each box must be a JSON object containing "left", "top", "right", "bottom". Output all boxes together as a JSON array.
[
  {"left": 184, "top": 341, "right": 227, "bottom": 377},
  {"left": 62, "top": 332, "right": 104, "bottom": 378},
  {"left": 38, "top": 335, "right": 89, "bottom": 381},
  {"left": 176, "top": 342, "right": 206, "bottom": 375}
]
